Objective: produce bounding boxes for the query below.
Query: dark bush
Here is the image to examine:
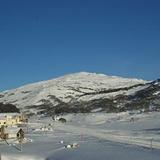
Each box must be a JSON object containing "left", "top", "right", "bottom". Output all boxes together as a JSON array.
[
  {"left": 58, "top": 118, "right": 66, "bottom": 123},
  {"left": 0, "top": 103, "right": 19, "bottom": 113}
]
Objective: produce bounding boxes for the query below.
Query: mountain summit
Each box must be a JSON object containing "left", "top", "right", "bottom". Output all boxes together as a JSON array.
[{"left": 0, "top": 72, "right": 159, "bottom": 114}]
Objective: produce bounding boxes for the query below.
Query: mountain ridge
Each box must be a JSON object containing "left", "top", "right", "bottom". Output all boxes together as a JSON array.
[{"left": 0, "top": 72, "right": 159, "bottom": 115}]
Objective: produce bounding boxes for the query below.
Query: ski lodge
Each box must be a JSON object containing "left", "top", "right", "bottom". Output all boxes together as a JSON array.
[{"left": 0, "top": 113, "right": 27, "bottom": 127}]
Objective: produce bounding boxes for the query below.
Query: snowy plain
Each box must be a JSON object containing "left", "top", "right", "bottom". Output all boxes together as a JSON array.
[{"left": 1, "top": 112, "right": 160, "bottom": 160}]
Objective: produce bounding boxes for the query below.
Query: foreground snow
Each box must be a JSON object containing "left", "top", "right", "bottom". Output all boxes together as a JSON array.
[{"left": 1, "top": 112, "right": 160, "bottom": 160}]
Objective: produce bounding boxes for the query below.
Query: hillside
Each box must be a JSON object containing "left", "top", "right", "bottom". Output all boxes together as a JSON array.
[{"left": 0, "top": 72, "right": 159, "bottom": 115}]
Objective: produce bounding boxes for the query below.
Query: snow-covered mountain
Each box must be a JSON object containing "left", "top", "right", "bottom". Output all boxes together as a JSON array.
[{"left": 0, "top": 72, "right": 159, "bottom": 114}]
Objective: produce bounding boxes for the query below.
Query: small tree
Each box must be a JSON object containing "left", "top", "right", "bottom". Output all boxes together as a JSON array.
[
  {"left": 58, "top": 118, "right": 66, "bottom": 123},
  {"left": 16, "top": 128, "right": 25, "bottom": 151}
]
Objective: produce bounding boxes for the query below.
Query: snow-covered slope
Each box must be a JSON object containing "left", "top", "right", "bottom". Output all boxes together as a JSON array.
[
  {"left": 1, "top": 72, "right": 159, "bottom": 114},
  {"left": 0, "top": 72, "right": 145, "bottom": 107}
]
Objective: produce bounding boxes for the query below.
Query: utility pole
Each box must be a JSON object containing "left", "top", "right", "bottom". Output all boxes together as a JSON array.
[{"left": 150, "top": 138, "right": 153, "bottom": 150}]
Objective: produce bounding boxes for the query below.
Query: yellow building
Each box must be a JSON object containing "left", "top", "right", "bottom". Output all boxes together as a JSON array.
[{"left": 0, "top": 113, "right": 27, "bottom": 127}]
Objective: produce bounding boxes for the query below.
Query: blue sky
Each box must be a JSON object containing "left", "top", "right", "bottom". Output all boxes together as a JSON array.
[{"left": 0, "top": 0, "right": 160, "bottom": 91}]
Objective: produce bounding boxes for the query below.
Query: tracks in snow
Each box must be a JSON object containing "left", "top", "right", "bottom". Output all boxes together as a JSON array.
[{"left": 55, "top": 124, "right": 160, "bottom": 150}]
